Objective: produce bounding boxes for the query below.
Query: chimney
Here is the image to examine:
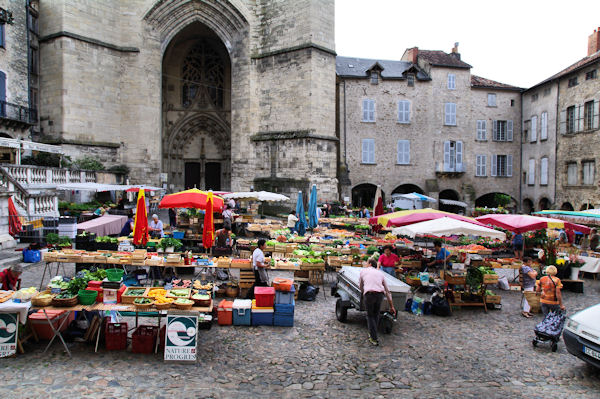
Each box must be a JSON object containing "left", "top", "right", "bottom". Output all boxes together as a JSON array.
[
  {"left": 589, "top": 28, "right": 600, "bottom": 56},
  {"left": 404, "top": 47, "right": 418, "bottom": 64},
  {"left": 450, "top": 42, "right": 461, "bottom": 60}
]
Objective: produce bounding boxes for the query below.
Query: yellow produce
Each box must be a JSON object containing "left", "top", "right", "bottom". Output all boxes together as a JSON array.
[
  {"left": 154, "top": 295, "right": 174, "bottom": 304},
  {"left": 147, "top": 288, "right": 167, "bottom": 298}
]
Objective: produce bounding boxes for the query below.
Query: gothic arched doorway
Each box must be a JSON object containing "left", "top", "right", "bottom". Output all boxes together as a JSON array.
[{"left": 162, "top": 22, "right": 231, "bottom": 191}]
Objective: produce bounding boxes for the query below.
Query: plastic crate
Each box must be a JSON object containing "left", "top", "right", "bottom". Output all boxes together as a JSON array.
[
  {"left": 275, "top": 285, "right": 296, "bottom": 305},
  {"left": 173, "top": 231, "right": 185, "bottom": 239},
  {"left": 273, "top": 313, "right": 294, "bottom": 327},
  {"left": 254, "top": 286, "right": 275, "bottom": 308},
  {"left": 217, "top": 300, "right": 233, "bottom": 326},
  {"left": 232, "top": 299, "right": 252, "bottom": 326},
  {"left": 105, "top": 318, "right": 128, "bottom": 350},
  {"left": 131, "top": 325, "right": 157, "bottom": 354},
  {"left": 251, "top": 300, "right": 273, "bottom": 326}
]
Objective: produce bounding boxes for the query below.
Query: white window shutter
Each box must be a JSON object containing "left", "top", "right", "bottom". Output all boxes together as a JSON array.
[
  {"left": 370, "top": 100, "right": 375, "bottom": 122},
  {"left": 443, "top": 141, "right": 451, "bottom": 170},
  {"left": 404, "top": 141, "right": 410, "bottom": 164},
  {"left": 507, "top": 120, "right": 513, "bottom": 141},
  {"left": 397, "top": 102, "right": 401, "bottom": 122},
  {"left": 456, "top": 141, "right": 463, "bottom": 171},
  {"left": 541, "top": 158, "right": 548, "bottom": 185},
  {"left": 362, "top": 140, "right": 368, "bottom": 163},
  {"left": 482, "top": 155, "right": 487, "bottom": 176},
  {"left": 492, "top": 120, "right": 497, "bottom": 141},
  {"left": 594, "top": 100, "right": 599, "bottom": 130},
  {"left": 406, "top": 101, "right": 411, "bottom": 123},
  {"left": 482, "top": 120, "right": 486, "bottom": 140},
  {"left": 576, "top": 105, "right": 582, "bottom": 132},
  {"left": 491, "top": 155, "right": 497, "bottom": 176},
  {"left": 369, "top": 139, "right": 375, "bottom": 163},
  {"left": 444, "top": 103, "right": 450, "bottom": 125},
  {"left": 362, "top": 100, "right": 369, "bottom": 121},
  {"left": 531, "top": 116, "right": 537, "bottom": 142},
  {"left": 528, "top": 159, "right": 535, "bottom": 184},
  {"left": 507, "top": 155, "right": 513, "bottom": 177}
]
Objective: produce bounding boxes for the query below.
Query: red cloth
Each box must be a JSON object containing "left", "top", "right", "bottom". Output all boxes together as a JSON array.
[
  {"left": 0, "top": 269, "right": 18, "bottom": 290},
  {"left": 8, "top": 197, "right": 22, "bottom": 237},
  {"left": 566, "top": 229, "right": 575, "bottom": 244},
  {"left": 378, "top": 253, "right": 399, "bottom": 267},
  {"left": 133, "top": 189, "right": 149, "bottom": 245}
]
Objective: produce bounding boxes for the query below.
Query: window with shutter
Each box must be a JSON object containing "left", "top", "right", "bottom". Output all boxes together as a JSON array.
[
  {"left": 443, "top": 141, "right": 451, "bottom": 170},
  {"left": 455, "top": 141, "right": 463, "bottom": 171},
  {"left": 477, "top": 120, "right": 486, "bottom": 140},
  {"left": 531, "top": 116, "right": 537, "bottom": 142},
  {"left": 541, "top": 157, "right": 548, "bottom": 185},
  {"left": 445, "top": 103, "right": 456, "bottom": 126},
  {"left": 566, "top": 106, "right": 575, "bottom": 133},
  {"left": 567, "top": 163, "right": 578, "bottom": 185},
  {"left": 492, "top": 120, "right": 498, "bottom": 141},
  {"left": 362, "top": 139, "right": 375, "bottom": 164},
  {"left": 475, "top": 155, "right": 487, "bottom": 176},
  {"left": 541, "top": 112, "right": 548, "bottom": 140},
  {"left": 491, "top": 155, "right": 497, "bottom": 177},
  {"left": 487, "top": 93, "right": 497, "bottom": 107},
  {"left": 397, "top": 140, "right": 410, "bottom": 164},
  {"left": 398, "top": 100, "right": 410, "bottom": 124},
  {"left": 507, "top": 120, "right": 513, "bottom": 141},
  {"left": 362, "top": 99, "right": 375, "bottom": 122},
  {"left": 594, "top": 100, "right": 600, "bottom": 130},
  {"left": 576, "top": 105, "right": 583, "bottom": 132},
  {"left": 507, "top": 155, "right": 513, "bottom": 177},
  {"left": 584, "top": 101, "right": 594, "bottom": 131},
  {"left": 528, "top": 159, "right": 535, "bottom": 185},
  {"left": 447, "top": 74, "right": 455, "bottom": 90}
]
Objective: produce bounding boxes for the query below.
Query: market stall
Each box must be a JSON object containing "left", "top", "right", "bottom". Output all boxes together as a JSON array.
[{"left": 77, "top": 214, "right": 128, "bottom": 236}]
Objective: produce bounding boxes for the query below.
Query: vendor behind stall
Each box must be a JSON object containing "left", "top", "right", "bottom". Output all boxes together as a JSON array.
[
  {"left": 119, "top": 212, "right": 135, "bottom": 237},
  {"left": 427, "top": 240, "right": 451, "bottom": 270},
  {"left": 149, "top": 214, "right": 164, "bottom": 238},
  {"left": 246, "top": 239, "right": 268, "bottom": 299},
  {"left": 377, "top": 245, "right": 399, "bottom": 277},
  {"left": 214, "top": 226, "right": 232, "bottom": 255},
  {"left": 0, "top": 264, "right": 22, "bottom": 290}
]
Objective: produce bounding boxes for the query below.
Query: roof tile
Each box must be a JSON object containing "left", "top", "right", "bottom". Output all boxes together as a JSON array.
[
  {"left": 471, "top": 75, "right": 522, "bottom": 91},
  {"left": 418, "top": 50, "right": 472, "bottom": 69}
]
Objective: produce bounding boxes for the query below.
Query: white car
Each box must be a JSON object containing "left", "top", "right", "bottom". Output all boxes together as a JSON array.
[{"left": 563, "top": 303, "right": 600, "bottom": 368}]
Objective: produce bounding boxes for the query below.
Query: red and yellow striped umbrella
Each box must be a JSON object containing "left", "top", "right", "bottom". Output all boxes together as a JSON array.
[{"left": 159, "top": 188, "right": 224, "bottom": 211}]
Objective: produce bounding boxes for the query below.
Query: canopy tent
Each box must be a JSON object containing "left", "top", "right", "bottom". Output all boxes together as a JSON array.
[
  {"left": 396, "top": 192, "right": 437, "bottom": 202},
  {"left": 440, "top": 199, "right": 468, "bottom": 208},
  {"left": 222, "top": 191, "right": 289, "bottom": 202},
  {"left": 77, "top": 214, "right": 128, "bottom": 236},
  {"left": 125, "top": 185, "right": 166, "bottom": 193},
  {"left": 158, "top": 188, "right": 224, "bottom": 212},
  {"left": 369, "top": 208, "right": 484, "bottom": 228},
  {"left": 392, "top": 217, "right": 506, "bottom": 240},
  {"left": 475, "top": 214, "right": 591, "bottom": 234},
  {"left": 534, "top": 210, "right": 600, "bottom": 226},
  {"left": 55, "top": 183, "right": 163, "bottom": 192}
]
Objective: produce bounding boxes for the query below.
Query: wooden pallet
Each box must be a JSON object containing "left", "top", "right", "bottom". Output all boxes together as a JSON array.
[{"left": 239, "top": 270, "right": 255, "bottom": 288}]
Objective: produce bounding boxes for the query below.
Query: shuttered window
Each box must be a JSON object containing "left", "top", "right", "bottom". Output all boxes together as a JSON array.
[
  {"left": 444, "top": 103, "right": 456, "bottom": 125},
  {"left": 492, "top": 155, "right": 512, "bottom": 177},
  {"left": 530, "top": 116, "right": 537, "bottom": 142},
  {"left": 362, "top": 139, "right": 375, "bottom": 164},
  {"left": 447, "top": 74, "right": 455, "bottom": 90},
  {"left": 476, "top": 120, "right": 486, "bottom": 140},
  {"left": 475, "top": 155, "right": 487, "bottom": 176},
  {"left": 583, "top": 161, "right": 595, "bottom": 185},
  {"left": 443, "top": 141, "right": 463, "bottom": 172},
  {"left": 397, "top": 100, "right": 410, "bottom": 124},
  {"left": 362, "top": 99, "right": 375, "bottom": 122},
  {"left": 541, "top": 112, "right": 548, "bottom": 140},
  {"left": 493, "top": 120, "right": 513, "bottom": 142},
  {"left": 487, "top": 93, "right": 497, "bottom": 107},
  {"left": 397, "top": 140, "right": 410, "bottom": 164},
  {"left": 540, "top": 157, "right": 548, "bottom": 185},
  {"left": 567, "top": 163, "right": 578, "bottom": 185},
  {"left": 528, "top": 159, "right": 535, "bottom": 185}
]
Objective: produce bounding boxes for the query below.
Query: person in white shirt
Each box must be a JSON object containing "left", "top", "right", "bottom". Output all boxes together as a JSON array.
[
  {"left": 316, "top": 206, "right": 322, "bottom": 222},
  {"left": 287, "top": 210, "right": 299, "bottom": 233},
  {"left": 246, "top": 239, "right": 268, "bottom": 299},
  {"left": 149, "top": 214, "right": 164, "bottom": 238}
]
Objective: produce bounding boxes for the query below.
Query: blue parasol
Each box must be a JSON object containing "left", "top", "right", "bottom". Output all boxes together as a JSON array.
[
  {"left": 295, "top": 191, "right": 307, "bottom": 236},
  {"left": 308, "top": 184, "right": 318, "bottom": 229}
]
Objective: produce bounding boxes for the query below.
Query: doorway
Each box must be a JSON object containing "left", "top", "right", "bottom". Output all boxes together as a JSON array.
[
  {"left": 185, "top": 162, "right": 201, "bottom": 189},
  {"left": 205, "top": 162, "right": 221, "bottom": 190}
]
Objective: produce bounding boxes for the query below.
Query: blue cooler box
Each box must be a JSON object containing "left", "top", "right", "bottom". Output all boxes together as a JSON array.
[
  {"left": 232, "top": 299, "right": 252, "bottom": 326},
  {"left": 274, "top": 302, "right": 295, "bottom": 327},
  {"left": 275, "top": 285, "right": 296, "bottom": 305}
]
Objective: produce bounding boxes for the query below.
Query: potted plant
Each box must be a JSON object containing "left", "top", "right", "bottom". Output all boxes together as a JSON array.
[
  {"left": 566, "top": 253, "right": 585, "bottom": 280},
  {"left": 45, "top": 233, "right": 60, "bottom": 248},
  {"left": 59, "top": 236, "right": 73, "bottom": 249},
  {"left": 158, "top": 237, "right": 183, "bottom": 253}
]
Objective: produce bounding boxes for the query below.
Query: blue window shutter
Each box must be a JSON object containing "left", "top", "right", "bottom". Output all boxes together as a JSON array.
[
  {"left": 0, "top": 71, "right": 5, "bottom": 117},
  {"left": 0, "top": 24, "right": 4, "bottom": 48},
  {"left": 443, "top": 141, "right": 451, "bottom": 170},
  {"left": 507, "top": 120, "right": 513, "bottom": 141}
]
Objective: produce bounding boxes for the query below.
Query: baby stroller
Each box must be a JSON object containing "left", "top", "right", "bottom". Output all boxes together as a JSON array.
[{"left": 532, "top": 310, "right": 566, "bottom": 352}]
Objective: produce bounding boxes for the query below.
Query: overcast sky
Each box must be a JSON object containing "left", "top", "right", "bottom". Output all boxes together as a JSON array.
[{"left": 335, "top": 0, "right": 600, "bottom": 88}]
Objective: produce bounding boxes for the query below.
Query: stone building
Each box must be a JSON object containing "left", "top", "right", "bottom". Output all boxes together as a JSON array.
[
  {"left": 337, "top": 45, "right": 522, "bottom": 212},
  {"left": 0, "top": 0, "right": 38, "bottom": 162},
  {"left": 37, "top": 0, "right": 338, "bottom": 201},
  {"left": 553, "top": 28, "right": 600, "bottom": 211}
]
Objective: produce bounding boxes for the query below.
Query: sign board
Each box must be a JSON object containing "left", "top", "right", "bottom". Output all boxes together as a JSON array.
[
  {"left": 0, "top": 313, "right": 18, "bottom": 358},
  {"left": 160, "top": 173, "right": 168, "bottom": 182},
  {"left": 164, "top": 311, "right": 198, "bottom": 362}
]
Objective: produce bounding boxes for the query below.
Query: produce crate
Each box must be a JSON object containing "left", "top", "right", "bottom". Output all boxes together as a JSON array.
[
  {"left": 105, "top": 318, "right": 128, "bottom": 350},
  {"left": 442, "top": 271, "right": 466, "bottom": 285},
  {"left": 131, "top": 325, "right": 158, "bottom": 354},
  {"left": 231, "top": 259, "right": 251, "bottom": 269},
  {"left": 483, "top": 274, "right": 499, "bottom": 284},
  {"left": 274, "top": 243, "right": 287, "bottom": 252},
  {"left": 485, "top": 295, "right": 501, "bottom": 304},
  {"left": 216, "top": 258, "right": 231, "bottom": 268},
  {"left": 121, "top": 287, "right": 149, "bottom": 304},
  {"left": 401, "top": 260, "right": 421, "bottom": 269},
  {"left": 405, "top": 277, "right": 421, "bottom": 287}
]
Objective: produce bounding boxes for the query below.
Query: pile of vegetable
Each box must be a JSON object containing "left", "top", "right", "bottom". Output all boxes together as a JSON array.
[
  {"left": 95, "top": 236, "right": 118, "bottom": 244},
  {"left": 134, "top": 297, "right": 152, "bottom": 304}
]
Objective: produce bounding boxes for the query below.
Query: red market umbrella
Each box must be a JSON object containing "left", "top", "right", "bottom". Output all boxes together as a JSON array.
[
  {"left": 8, "top": 197, "right": 22, "bottom": 237},
  {"left": 202, "top": 191, "right": 214, "bottom": 249},
  {"left": 132, "top": 189, "right": 149, "bottom": 245},
  {"left": 159, "top": 188, "right": 224, "bottom": 212},
  {"left": 475, "top": 214, "right": 591, "bottom": 234}
]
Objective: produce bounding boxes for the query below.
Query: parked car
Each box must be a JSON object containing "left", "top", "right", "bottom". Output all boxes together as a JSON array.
[{"left": 563, "top": 303, "right": 600, "bottom": 368}]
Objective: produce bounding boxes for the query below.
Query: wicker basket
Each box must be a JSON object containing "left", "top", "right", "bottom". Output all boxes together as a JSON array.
[
  {"left": 226, "top": 286, "right": 239, "bottom": 298},
  {"left": 524, "top": 291, "right": 542, "bottom": 313},
  {"left": 174, "top": 301, "right": 194, "bottom": 310},
  {"left": 134, "top": 301, "right": 154, "bottom": 311},
  {"left": 51, "top": 296, "right": 78, "bottom": 307},
  {"left": 154, "top": 301, "right": 172, "bottom": 310},
  {"left": 32, "top": 292, "right": 54, "bottom": 307}
]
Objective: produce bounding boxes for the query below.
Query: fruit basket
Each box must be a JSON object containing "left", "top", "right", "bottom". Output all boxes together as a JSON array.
[
  {"left": 31, "top": 291, "right": 53, "bottom": 307},
  {"left": 167, "top": 288, "right": 191, "bottom": 299},
  {"left": 133, "top": 297, "right": 154, "bottom": 310},
  {"left": 191, "top": 292, "right": 212, "bottom": 307},
  {"left": 153, "top": 296, "right": 174, "bottom": 310},
  {"left": 174, "top": 298, "right": 194, "bottom": 310},
  {"left": 52, "top": 294, "right": 78, "bottom": 307}
]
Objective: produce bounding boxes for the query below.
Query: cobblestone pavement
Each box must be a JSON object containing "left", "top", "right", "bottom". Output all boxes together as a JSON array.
[{"left": 1, "top": 261, "right": 599, "bottom": 398}]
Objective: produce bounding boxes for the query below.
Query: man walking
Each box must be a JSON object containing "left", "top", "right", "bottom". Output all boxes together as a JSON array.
[{"left": 359, "top": 259, "right": 396, "bottom": 346}]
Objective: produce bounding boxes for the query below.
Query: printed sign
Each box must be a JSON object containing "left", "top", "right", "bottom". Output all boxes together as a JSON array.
[
  {"left": 0, "top": 313, "right": 18, "bottom": 358},
  {"left": 164, "top": 312, "right": 198, "bottom": 362}
]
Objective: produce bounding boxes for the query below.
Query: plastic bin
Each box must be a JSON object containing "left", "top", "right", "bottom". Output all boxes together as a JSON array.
[
  {"left": 23, "top": 249, "right": 41, "bottom": 263},
  {"left": 217, "top": 300, "right": 233, "bottom": 326},
  {"left": 232, "top": 299, "right": 252, "bottom": 326},
  {"left": 28, "top": 310, "right": 75, "bottom": 340},
  {"left": 173, "top": 231, "right": 185, "bottom": 239},
  {"left": 274, "top": 302, "right": 295, "bottom": 327},
  {"left": 78, "top": 289, "right": 98, "bottom": 305},
  {"left": 106, "top": 268, "right": 124, "bottom": 282},
  {"left": 251, "top": 299, "right": 273, "bottom": 326},
  {"left": 275, "top": 285, "right": 296, "bottom": 305},
  {"left": 105, "top": 318, "right": 128, "bottom": 350},
  {"left": 272, "top": 277, "right": 293, "bottom": 291},
  {"left": 131, "top": 325, "right": 158, "bottom": 354},
  {"left": 254, "top": 286, "right": 275, "bottom": 308}
]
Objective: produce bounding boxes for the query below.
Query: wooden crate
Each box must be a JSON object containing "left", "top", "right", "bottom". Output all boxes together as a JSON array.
[
  {"left": 401, "top": 260, "right": 421, "bottom": 269},
  {"left": 231, "top": 259, "right": 252, "bottom": 269},
  {"left": 121, "top": 287, "right": 149, "bottom": 304},
  {"left": 239, "top": 270, "right": 255, "bottom": 289},
  {"left": 485, "top": 295, "right": 501, "bottom": 304},
  {"left": 483, "top": 274, "right": 499, "bottom": 284}
]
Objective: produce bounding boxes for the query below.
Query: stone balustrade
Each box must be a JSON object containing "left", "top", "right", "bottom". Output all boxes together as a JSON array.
[{"left": 2, "top": 164, "right": 98, "bottom": 186}]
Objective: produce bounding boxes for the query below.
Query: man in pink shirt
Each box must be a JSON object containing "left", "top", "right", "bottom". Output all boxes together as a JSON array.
[{"left": 359, "top": 259, "right": 396, "bottom": 346}]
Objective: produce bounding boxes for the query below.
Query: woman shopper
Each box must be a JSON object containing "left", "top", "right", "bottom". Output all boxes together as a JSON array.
[
  {"left": 359, "top": 259, "right": 396, "bottom": 346},
  {"left": 377, "top": 245, "right": 399, "bottom": 277},
  {"left": 536, "top": 265, "right": 565, "bottom": 315},
  {"left": 520, "top": 257, "right": 537, "bottom": 318}
]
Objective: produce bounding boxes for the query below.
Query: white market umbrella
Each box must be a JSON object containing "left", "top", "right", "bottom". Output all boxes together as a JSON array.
[
  {"left": 392, "top": 217, "right": 506, "bottom": 240},
  {"left": 223, "top": 191, "right": 290, "bottom": 202},
  {"left": 396, "top": 192, "right": 437, "bottom": 202}
]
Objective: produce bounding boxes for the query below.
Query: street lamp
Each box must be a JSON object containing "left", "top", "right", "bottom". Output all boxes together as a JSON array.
[{"left": 0, "top": 8, "right": 14, "bottom": 25}]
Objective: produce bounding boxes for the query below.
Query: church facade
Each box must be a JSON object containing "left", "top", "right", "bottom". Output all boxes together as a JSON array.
[{"left": 38, "top": 0, "right": 339, "bottom": 201}]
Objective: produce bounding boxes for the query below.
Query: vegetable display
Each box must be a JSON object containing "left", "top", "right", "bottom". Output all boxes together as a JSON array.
[{"left": 134, "top": 297, "right": 152, "bottom": 304}]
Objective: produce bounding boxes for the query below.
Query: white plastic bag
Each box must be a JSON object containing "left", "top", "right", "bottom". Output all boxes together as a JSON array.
[{"left": 497, "top": 275, "right": 510, "bottom": 291}]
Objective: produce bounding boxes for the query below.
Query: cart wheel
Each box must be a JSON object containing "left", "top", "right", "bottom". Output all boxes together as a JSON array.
[
  {"left": 532, "top": 339, "right": 538, "bottom": 347},
  {"left": 335, "top": 298, "right": 348, "bottom": 323},
  {"left": 382, "top": 317, "right": 393, "bottom": 334},
  {"left": 551, "top": 343, "right": 558, "bottom": 352}
]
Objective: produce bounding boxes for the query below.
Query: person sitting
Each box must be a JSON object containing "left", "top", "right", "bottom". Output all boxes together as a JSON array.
[
  {"left": 589, "top": 229, "right": 599, "bottom": 251},
  {"left": 149, "top": 214, "right": 164, "bottom": 238},
  {"left": 536, "top": 265, "right": 565, "bottom": 315},
  {"left": 93, "top": 205, "right": 105, "bottom": 216},
  {"left": 427, "top": 240, "right": 452, "bottom": 270},
  {"left": 119, "top": 212, "right": 135, "bottom": 237},
  {"left": 0, "top": 264, "right": 22, "bottom": 290}
]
